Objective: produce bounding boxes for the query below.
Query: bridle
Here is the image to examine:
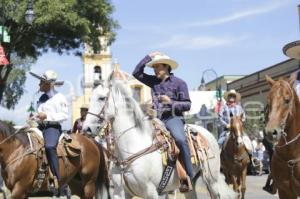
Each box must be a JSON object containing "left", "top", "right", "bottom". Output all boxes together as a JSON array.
[{"left": 87, "top": 87, "right": 112, "bottom": 120}]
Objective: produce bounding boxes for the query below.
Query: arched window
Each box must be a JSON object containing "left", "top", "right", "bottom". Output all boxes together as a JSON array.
[
  {"left": 94, "top": 66, "right": 102, "bottom": 86},
  {"left": 131, "top": 86, "right": 142, "bottom": 103}
]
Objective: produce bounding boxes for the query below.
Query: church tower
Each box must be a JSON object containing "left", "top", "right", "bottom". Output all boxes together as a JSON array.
[
  {"left": 71, "top": 36, "right": 113, "bottom": 124},
  {"left": 71, "top": 36, "right": 152, "bottom": 126}
]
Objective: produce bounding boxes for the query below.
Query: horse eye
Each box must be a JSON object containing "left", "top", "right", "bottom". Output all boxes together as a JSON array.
[
  {"left": 284, "top": 99, "right": 290, "bottom": 104},
  {"left": 99, "top": 97, "right": 106, "bottom": 101}
]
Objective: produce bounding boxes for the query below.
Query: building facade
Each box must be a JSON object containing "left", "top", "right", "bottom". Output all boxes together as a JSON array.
[
  {"left": 227, "top": 59, "right": 300, "bottom": 133},
  {"left": 199, "top": 75, "right": 244, "bottom": 91},
  {"left": 228, "top": 59, "right": 300, "bottom": 105},
  {"left": 71, "top": 38, "right": 151, "bottom": 124}
]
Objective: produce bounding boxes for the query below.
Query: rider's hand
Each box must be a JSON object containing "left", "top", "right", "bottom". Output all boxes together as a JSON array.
[
  {"left": 226, "top": 124, "right": 231, "bottom": 129},
  {"left": 159, "top": 95, "right": 172, "bottom": 104},
  {"left": 148, "top": 51, "right": 163, "bottom": 59},
  {"left": 37, "top": 112, "right": 47, "bottom": 121}
]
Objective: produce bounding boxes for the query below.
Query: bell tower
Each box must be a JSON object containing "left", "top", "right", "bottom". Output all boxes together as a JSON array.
[{"left": 72, "top": 35, "right": 113, "bottom": 124}]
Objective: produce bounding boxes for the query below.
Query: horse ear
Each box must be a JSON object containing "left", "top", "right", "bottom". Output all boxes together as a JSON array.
[
  {"left": 265, "top": 75, "right": 275, "bottom": 86},
  {"left": 289, "top": 73, "right": 297, "bottom": 86}
]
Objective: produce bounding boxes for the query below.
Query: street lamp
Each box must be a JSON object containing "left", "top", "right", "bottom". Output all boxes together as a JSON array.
[
  {"left": 25, "top": 0, "right": 35, "bottom": 24},
  {"left": 200, "top": 68, "right": 219, "bottom": 91}
]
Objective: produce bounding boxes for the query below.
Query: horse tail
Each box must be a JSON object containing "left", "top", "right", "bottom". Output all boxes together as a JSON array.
[
  {"left": 210, "top": 173, "right": 236, "bottom": 199},
  {"left": 95, "top": 142, "right": 111, "bottom": 199}
]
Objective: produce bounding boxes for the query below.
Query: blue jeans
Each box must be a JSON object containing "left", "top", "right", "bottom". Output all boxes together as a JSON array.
[
  {"left": 43, "top": 127, "right": 61, "bottom": 180},
  {"left": 163, "top": 117, "right": 194, "bottom": 178},
  {"left": 218, "top": 131, "right": 227, "bottom": 147}
]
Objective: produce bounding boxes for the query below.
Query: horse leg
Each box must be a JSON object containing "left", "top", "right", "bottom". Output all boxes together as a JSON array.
[
  {"left": 111, "top": 172, "right": 126, "bottom": 199},
  {"left": 144, "top": 183, "right": 159, "bottom": 199},
  {"left": 10, "top": 183, "right": 27, "bottom": 199},
  {"left": 278, "top": 188, "right": 297, "bottom": 199},
  {"left": 68, "top": 178, "right": 84, "bottom": 198},
  {"left": 241, "top": 169, "right": 247, "bottom": 199}
]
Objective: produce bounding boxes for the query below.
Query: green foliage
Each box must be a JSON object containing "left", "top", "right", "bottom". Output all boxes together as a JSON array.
[
  {"left": 0, "top": 0, "right": 118, "bottom": 108},
  {"left": 2, "top": 0, "right": 118, "bottom": 58},
  {"left": 1, "top": 54, "right": 35, "bottom": 109}
]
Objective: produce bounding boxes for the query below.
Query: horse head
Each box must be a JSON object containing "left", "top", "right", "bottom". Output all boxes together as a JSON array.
[
  {"left": 265, "top": 75, "right": 297, "bottom": 144},
  {"left": 82, "top": 69, "right": 139, "bottom": 136},
  {"left": 82, "top": 82, "right": 111, "bottom": 135},
  {"left": 229, "top": 113, "right": 245, "bottom": 148}
]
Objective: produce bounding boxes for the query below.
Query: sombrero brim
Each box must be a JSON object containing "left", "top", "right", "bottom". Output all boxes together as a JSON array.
[
  {"left": 29, "top": 72, "right": 64, "bottom": 86},
  {"left": 224, "top": 91, "right": 241, "bottom": 101},
  {"left": 283, "top": 40, "right": 300, "bottom": 60},
  {"left": 147, "top": 59, "right": 178, "bottom": 70}
]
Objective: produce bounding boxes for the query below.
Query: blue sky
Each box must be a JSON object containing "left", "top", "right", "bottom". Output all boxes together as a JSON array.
[{"left": 1, "top": 0, "right": 299, "bottom": 128}]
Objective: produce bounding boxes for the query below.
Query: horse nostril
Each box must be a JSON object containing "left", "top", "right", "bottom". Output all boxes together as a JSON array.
[
  {"left": 86, "top": 127, "right": 92, "bottom": 133},
  {"left": 273, "top": 130, "right": 278, "bottom": 136}
]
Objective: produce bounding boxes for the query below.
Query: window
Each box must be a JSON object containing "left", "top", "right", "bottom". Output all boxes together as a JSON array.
[
  {"left": 94, "top": 66, "right": 102, "bottom": 86},
  {"left": 132, "top": 86, "right": 142, "bottom": 103}
]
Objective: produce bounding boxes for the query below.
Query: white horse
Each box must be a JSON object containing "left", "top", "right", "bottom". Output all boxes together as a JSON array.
[{"left": 83, "top": 77, "right": 236, "bottom": 199}]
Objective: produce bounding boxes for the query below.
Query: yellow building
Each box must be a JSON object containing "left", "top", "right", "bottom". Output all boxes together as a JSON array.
[{"left": 72, "top": 38, "right": 152, "bottom": 124}]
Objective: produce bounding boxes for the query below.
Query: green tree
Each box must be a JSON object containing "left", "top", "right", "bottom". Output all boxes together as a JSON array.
[{"left": 0, "top": 0, "right": 118, "bottom": 108}]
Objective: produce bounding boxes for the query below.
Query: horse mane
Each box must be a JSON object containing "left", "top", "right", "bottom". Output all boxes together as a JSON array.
[
  {"left": 111, "top": 80, "right": 150, "bottom": 132},
  {"left": 0, "top": 121, "right": 29, "bottom": 146}
]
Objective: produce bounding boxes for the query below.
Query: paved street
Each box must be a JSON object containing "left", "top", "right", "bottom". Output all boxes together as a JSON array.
[{"left": 0, "top": 174, "right": 279, "bottom": 199}]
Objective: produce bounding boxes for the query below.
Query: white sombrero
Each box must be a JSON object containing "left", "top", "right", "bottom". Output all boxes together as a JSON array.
[
  {"left": 224, "top": 90, "right": 241, "bottom": 102},
  {"left": 29, "top": 70, "right": 64, "bottom": 86},
  {"left": 147, "top": 54, "right": 178, "bottom": 70}
]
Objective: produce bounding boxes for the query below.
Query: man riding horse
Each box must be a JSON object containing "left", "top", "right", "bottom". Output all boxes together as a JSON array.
[
  {"left": 30, "top": 70, "right": 68, "bottom": 194},
  {"left": 218, "top": 90, "right": 245, "bottom": 146},
  {"left": 132, "top": 52, "right": 194, "bottom": 192}
]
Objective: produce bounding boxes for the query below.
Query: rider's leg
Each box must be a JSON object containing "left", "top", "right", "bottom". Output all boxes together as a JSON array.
[
  {"left": 43, "top": 127, "right": 61, "bottom": 181},
  {"left": 164, "top": 117, "right": 194, "bottom": 179},
  {"left": 217, "top": 131, "right": 227, "bottom": 147}
]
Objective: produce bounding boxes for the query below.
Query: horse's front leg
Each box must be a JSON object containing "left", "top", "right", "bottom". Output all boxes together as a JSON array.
[
  {"left": 10, "top": 183, "right": 27, "bottom": 199},
  {"left": 241, "top": 168, "right": 247, "bottom": 199},
  {"left": 111, "top": 167, "right": 128, "bottom": 199}
]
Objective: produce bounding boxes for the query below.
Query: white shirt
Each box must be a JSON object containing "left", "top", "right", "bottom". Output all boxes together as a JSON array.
[{"left": 37, "top": 89, "right": 68, "bottom": 123}]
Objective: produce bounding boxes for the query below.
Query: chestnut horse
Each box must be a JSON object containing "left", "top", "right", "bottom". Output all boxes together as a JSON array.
[
  {"left": 221, "top": 114, "right": 250, "bottom": 199},
  {"left": 265, "top": 75, "right": 300, "bottom": 199},
  {"left": 0, "top": 121, "right": 110, "bottom": 199}
]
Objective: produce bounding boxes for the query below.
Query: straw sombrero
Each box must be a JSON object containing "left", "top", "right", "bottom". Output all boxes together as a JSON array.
[
  {"left": 147, "top": 54, "right": 178, "bottom": 70},
  {"left": 224, "top": 90, "right": 241, "bottom": 101},
  {"left": 29, "top": 70, "right": 64, "bottom": 86}
]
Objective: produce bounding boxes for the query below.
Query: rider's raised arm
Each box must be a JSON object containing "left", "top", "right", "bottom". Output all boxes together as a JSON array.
[{"left": 132, "top": 55, "right": 157, "bottom": 88}]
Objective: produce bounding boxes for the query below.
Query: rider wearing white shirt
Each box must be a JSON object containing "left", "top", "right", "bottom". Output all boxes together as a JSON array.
[{"left": 30, "top": 70, "right": 68, "bottom": 193}]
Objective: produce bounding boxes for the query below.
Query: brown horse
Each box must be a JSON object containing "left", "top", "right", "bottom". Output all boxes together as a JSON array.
[
  {"left": 221, "top": 114, "right": 250, "bottom": 199},
  {"left": 0, "top": 121, "right": 110, "bottom": 199},
  {"left": 265, "top": 75, "right": 300, "bottom": 199}
]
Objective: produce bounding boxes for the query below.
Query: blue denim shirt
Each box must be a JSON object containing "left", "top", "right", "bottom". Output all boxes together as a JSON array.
[{"left": 132, "top": 55, "right": 191, "bottom": 120}]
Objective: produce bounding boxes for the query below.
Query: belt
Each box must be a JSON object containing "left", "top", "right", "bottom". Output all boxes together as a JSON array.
[
  {"left": 39, "top": 121, "right": 60, "bottom": 125},
  {"left": 38, "top": 121, "right": 61, "bottom": 130}
]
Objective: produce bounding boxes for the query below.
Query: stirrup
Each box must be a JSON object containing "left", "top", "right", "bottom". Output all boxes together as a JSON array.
[{"left": 179, "top": 176, "right": 193, "bottom": 193}]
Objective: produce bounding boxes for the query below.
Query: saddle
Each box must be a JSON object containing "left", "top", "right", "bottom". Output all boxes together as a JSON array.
[
  {"left": 152, "top": 119, "right": 212, "bottom": 192},
  {"left": 25, "top": 128, "right": 82, "bottom": 192}
]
